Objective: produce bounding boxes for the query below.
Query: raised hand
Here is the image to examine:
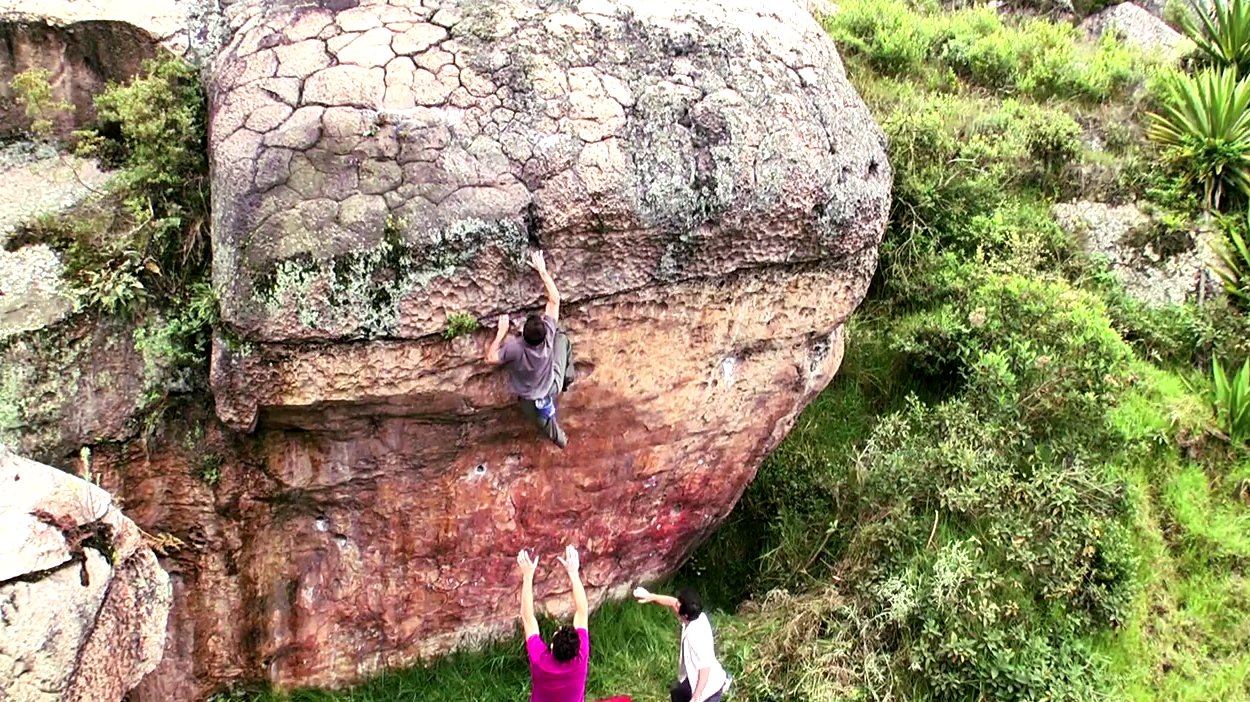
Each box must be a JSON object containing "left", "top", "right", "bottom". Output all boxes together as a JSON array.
[
  {"left": 528, "top": 250, "right": 547, "bottom": 273},
  {"left": 556, "top": 544, "right": 580, "bottom": 574},
  {"left": 517, "top": 549, "right": 538, "bottom": 577},
  {"left": 633, "top": 586, "right": 651, "bottom": 603},
  {"left": 496, "top": 313, "right": 510, "bottom": 332}
]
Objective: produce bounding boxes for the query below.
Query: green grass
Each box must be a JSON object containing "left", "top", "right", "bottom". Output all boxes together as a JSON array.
[
  {"left": 238, "top": 600, "right": 697, "bottom": 702},
  {"left": 1164, "top": 464, "right": 1250, "bottom": 565},
  {"left": 1098, "top": 369, "right": 1250, "bottom": 702}
]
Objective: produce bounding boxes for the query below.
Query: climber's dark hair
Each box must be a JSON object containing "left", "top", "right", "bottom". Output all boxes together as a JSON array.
[
  {"left": 523, "top": 314, "right": 547, "bottom": 346},
  {"left": 551, "top": 624, "right": 580, "bottom": 662},
  {"left": 677, "top": 588, "right": 703, "bottom": 620}
]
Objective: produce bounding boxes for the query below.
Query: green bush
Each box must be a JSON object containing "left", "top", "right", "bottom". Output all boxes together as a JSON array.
[
  {"left": 442, "top": 311, "right": 480, "bottom": 340},
  {"left": 828, "top": 0, "right": 1146, "bottom": 103},
  {"left": 891, "top": 275, "right": 1131, "bottom": 431},
  {"left": 132, "top": 281, "right": 218, "bottom": 411},
  {"left": 1213, "top": 210, "right": 1250, "bottom": 305},
  {"left": 1147, "top": 67, "right": 1250, "bottom": 208},
  {"left": 10, "top": 68, "right": 71, "bottom": 139},
  {"left": 1104, "top": 289, "right": 1250, "bottom": 368},
  {"left": 1026, "top": 108, "right": 1084, "bottom": 185},
  {"left": 1180, "top": 0, "right": 1250, "bottom": 74},
  {"left": 75, "top": 57, "right": 210, "bottom": 304},
  {"left": 715, "top": 275, "right": 1139, "bottom": 700}
]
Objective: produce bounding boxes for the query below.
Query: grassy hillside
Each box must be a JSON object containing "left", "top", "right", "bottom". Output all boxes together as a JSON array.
[{"left": 221, "top": 1, "right": 1250, "bottom": 700}]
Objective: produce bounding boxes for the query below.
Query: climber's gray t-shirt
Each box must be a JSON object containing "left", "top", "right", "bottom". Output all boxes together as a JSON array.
[{"left": 499, "top": 315, "right": 556, "bottom": 400}]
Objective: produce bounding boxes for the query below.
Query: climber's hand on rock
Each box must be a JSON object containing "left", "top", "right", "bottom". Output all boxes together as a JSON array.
[
  {"left": 528, "top": 250, "right": 547, "bottom": 274},
  {"left": 633, "top": 586, "right": 651, "bottom": 602},
  {"left": 557, "top": 544, "right": 579, "bottom": 574},
  {"left": 496, "top": 313, "right": 510, "bottom": 332},
  {"left": 517, "top": 549, "right": 538, "bottom": 577}
]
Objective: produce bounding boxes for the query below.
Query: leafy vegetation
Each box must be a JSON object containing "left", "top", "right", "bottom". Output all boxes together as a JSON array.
[
  {"left": 14, "top": 57, "right": 214, "bottom": 419},
  {"left": 1215, "top": 212, "right": 1250, "bottom": 303},
  {"left": 10, "top": 68, "right": 72, "bottom": 139},
  {"left": 73, "top": 57, "right": 211, "bottom": 305},
  {"left": 827, "top": 0, "right": 1144, "bottom": 102},
  {"left": 1180, "top": 0, "right": 1250, "bottom": 74},
  {"left": 1212, "top": 357, "right": 1250, "bottom": 441},
  {"left": 442, "top": 311, "right": 480, "bottom": 340},
  {"left": 1147, "top": 68, "right": 1250, "bottom": 208}
]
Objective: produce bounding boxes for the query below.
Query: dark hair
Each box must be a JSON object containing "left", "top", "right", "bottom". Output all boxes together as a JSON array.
[
  {"left": 551, "top": 625, "right": 579, "bottom": 662},
  {"left": 677, "top": 588, "right": 703, "bottom": 620},
  {"left": 523, "top": 314, "right": 547, "bottom": 346}
]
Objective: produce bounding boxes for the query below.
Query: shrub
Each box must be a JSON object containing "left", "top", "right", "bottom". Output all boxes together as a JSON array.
[
  {"left": 1026, "top": 108, "right": 1083, "bottom": 175},
  {"left": 443, "top": 311, "right": 480, "bottom": 339},
  {"left": 77, "top": 251, "right": 150, "bottom": 316},
  {"left": 132, "top": 281, "right": 218, "bottom": 410},
  {"left": 718, "top": 275, "right": 1139, "bottom": 700},
  {"left": 1179, "top": 0, "right": 1250, "bottom": 74},
  {"left": 728, "top": 393, "right": 1138, "bottom": 702},
  {"left": 829, "top": 0, "right": 1146, "bottom": 103},
  {"left": 825, "top": 0, "right": 935, "bottom": 76},
  {"left": 1147, "top": 68, "right": 1250, "bottom": 208},
  {"left": 76, "top": 57, "right": 210, "bottom": 301},
  {"left": 10, "top": 68, "right": 71, "bottom": 139},
  {"left": 1212, "top": 356, "right": 1250, "bottom": 441},
  {"left": 891, "top": 275, "right": 1132, "bottom": 433}
]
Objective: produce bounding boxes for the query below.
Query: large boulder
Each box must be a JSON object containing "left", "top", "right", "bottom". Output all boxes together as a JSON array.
[
  {"left": 0, "top": 447, "right": 172, "bottom": 702},
  {"left": 185, "top": 0, "right": 889, "bottom": 694}
]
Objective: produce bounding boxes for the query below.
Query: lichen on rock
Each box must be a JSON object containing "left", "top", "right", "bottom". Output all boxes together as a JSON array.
[{"left": 252, "top": 215, "right": 529, "bottom": 338}]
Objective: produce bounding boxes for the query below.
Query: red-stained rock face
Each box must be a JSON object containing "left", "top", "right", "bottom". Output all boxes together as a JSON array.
[{"left": 112, "top": 261, "right": 869, "bottom": 698}]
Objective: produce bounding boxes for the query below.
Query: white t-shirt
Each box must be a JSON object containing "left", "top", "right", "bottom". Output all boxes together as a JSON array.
[{"left": 679, "top": 613, "right": 728, "bottom": 701}]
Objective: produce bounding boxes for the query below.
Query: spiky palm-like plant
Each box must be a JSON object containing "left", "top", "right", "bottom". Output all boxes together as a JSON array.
[
  {"left": 1212, "top": 357, "right": 1250, "bottom": 442},
  {"left": 1214, "top": 213, "right": 1250, "bottom": 305},
  {"left": 1180, "top": 0, "right": 1250, "bottom": 74},
  {"left": 1147, "top": 67, "right": 1250, "bottom": 208}
]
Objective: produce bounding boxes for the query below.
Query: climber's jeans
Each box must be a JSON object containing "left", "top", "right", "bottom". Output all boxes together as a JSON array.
[{"left": 517, "top": 332, "right": 573, "bottom": 448}]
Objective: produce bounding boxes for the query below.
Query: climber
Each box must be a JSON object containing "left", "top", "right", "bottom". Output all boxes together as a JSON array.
[
  {"left": 634, "top": 586, "right": 728, "bottom": 702},
  {"left": 518, "top": 545, "right": 590, "bottom": 702},
  {"left": 485, "top": 250, "right": 574, "bottom": 448}
]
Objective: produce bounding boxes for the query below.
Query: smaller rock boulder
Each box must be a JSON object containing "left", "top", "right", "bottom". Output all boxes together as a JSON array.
[
  {"left": 1053, "top": 200, "right": 1220, "bottom": 307},
  {"left": 1080, "top": 3, "right": 1193, "bottom": 60},
  {"left": 0, "top": 446, "right": 172, "bottom": 702}
]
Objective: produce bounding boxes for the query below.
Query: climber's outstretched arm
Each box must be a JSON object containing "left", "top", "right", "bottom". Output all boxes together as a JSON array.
[
  {"left": 633, "top": 586, "right": 680, "bottom": 617},
  {"left": 529, "top": 251, "right": 560, "bottom": 323},
  {"left": 485, "top": 313, "right": 510, "bottom": 365},
  {"left": 517, "top": 549, "right": 540, "bottom": 638},
  {"left": 558, "top": 545, "right": 589, "bottom": 629}
]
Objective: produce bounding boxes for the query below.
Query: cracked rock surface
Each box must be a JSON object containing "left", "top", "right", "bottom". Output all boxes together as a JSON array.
[
  {"left": 209, "top": 0, "right": 889, "bottom": 355},
  {"left": 0, "top": 447, "right": 172, "bottom": 702}
]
